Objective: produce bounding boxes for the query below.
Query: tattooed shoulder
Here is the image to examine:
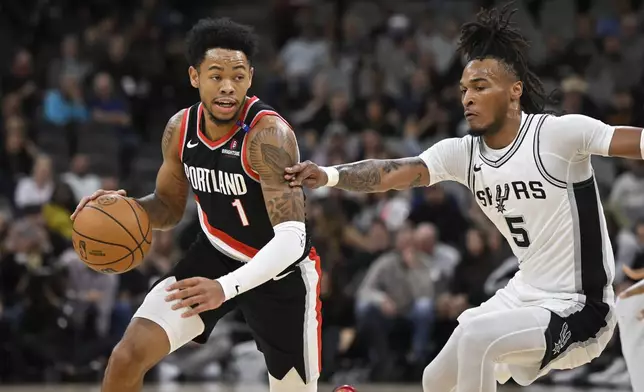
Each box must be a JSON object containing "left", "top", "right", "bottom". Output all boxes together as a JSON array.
[
  {"left": 247, "top": 116, "right": 305, "bottom": 224},
  {"left": 161, "top": 109, "right": 185, "bottom": 156},
  {"left": 247, "top": 118, "right": 299, "bottom": 183}
]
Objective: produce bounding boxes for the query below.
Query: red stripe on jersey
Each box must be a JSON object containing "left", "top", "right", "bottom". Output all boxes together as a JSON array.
[
  {"left": 310, "top": 247, "right": 323, "bottom": 373},
  {"left": 249, "top": 110, "right": 293, "bottom": 130},
  {"left": 194, "top": 195, "right": 259, "bottom": 258},
  {"left": 178, "top": 108, "right": 189, "bottom": 161},
  {"left": 197, "top": 97, "right": 259, "bottom": 149}
]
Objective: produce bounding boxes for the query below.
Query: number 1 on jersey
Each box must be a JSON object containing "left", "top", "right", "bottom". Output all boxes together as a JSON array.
[{"left": 232, "top": 199, "right": 250, "bottom": 226}]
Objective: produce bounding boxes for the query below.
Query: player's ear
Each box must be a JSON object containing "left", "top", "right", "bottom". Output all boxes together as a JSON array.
[
  {"left": 188, "top": 66, "right": 199, "bottom": 89},
  {"left": 511, "top": 80, "right": 523, "bottom": 102},
  {"left": 248, "top": 66, "right": 254, "bottom": 89}
]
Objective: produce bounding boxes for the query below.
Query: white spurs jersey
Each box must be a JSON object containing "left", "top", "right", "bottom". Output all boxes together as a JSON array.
[{"left": 420, "top": 112, "right": 616, "bottom": 307}]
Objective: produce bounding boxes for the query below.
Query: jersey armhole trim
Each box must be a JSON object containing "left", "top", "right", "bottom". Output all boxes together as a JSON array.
[
  {"left": 467, "top": 137, "right": 475, "bottom": 191},
  {"left": 178, "top": 107, "right": 190, "bottom": 162},
  {"left": 533, "top": 114, "right": 567, "bottom": 189}
]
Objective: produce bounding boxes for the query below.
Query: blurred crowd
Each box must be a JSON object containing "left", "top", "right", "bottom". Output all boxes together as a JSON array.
[{"left": 1, "top": 0, "right": 644, "bottom": 387}]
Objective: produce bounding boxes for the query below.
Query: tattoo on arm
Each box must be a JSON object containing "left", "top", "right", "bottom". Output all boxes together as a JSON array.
[
  {"left": 248, "top": 123, "right": 305, "bottom": 225},
  {"left": 137, "top": 110, "right": 188, "bottom": 230},
  {"left": 335, "top": 158, "right": 429, "bottom": 192}
]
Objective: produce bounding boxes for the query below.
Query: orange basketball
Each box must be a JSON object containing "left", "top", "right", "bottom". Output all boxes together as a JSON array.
[{"left": 72, "top": 194, "right": 152, "bottom": 274}]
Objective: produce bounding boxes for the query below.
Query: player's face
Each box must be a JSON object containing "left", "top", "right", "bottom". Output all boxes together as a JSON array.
[
  {"left": 189, "top": 48, "right": 253, "bottom": 124},
  {"left": 460, "top": 59, "right": 520, "bottom": 136}
]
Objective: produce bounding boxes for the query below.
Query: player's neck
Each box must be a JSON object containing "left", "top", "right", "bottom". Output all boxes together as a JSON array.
[
  {"left": 203, "top": 118, "right": 235, "bottom": 141},
  {"left": 482, "top": 111, "right": 522, "bottom": 150}
]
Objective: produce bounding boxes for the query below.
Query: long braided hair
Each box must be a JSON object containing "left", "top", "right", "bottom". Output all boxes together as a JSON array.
[{"left": 457, "top": 3, "right": 550, "bottom": 114}]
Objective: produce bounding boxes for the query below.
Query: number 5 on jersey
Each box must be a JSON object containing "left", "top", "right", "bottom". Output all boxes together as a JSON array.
[
  {"left": 505, "top": 216, "right": 530, "bottom": 248},
  {"left": 232, "top": 199, "right": 250, "bottom": 226}
]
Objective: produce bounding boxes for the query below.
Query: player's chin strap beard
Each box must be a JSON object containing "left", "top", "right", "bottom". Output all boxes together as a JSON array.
[
  {"left": 204, "top": 107, "right": 236, "bottom": 126},
  {"left": 204, "top": 96, "right": 248, "bottom": 127}
]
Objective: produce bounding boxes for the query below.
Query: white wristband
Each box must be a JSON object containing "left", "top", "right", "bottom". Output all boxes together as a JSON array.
[
  {"left": 640, "top": 130, "right": 644, "bottom": 159},
  {"left": 216, "top": 274, "right": 241, "bottom": 301},
  {"left": 321, "top": 166, "right": 339, "bottom": 187}
]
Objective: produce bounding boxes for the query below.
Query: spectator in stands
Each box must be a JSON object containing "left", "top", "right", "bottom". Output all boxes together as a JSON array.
[
  {"left": 89, "top": 72, "right": 131, "bottom": 129},
  {"left": 62, "top": 249, "right": 117, "bottom": 339},
  {"left": 363, "top": 99, "right": 398, "bottom": 137},
  {"left": 1, "top": 49, "right": 39, "bottom": 118},
  {"left": 408, "top": 185, "right": 469, "bottom": 246},
  {"left": 42, "top": 181, "right": 76, "bottom": 240},
  {"left": 356, "top": 224, "right": 437, "bottom": 379},
  {"left": 1, "top": 93, "right": 23, "bottom": 125},
  {"left": 610, "top": 160, "right": 644, "bottom": 227},
  {"left": 0, "top": 116, "right": 37, "bottom": 199},
  {"left": 413, "top": 223, "right": 460, "bottom": 281},
  {"left": 279, "top": 23, "right": 329, "bottom": 81},
  {"left": 615, "top": 220, "right": 644, "bottom": 286},
  {"left": 43, "top": 73, "right": 89, "bottom": 127},
  {"left": 14, "top": 154, "right": 54, "bottom": 209},
  {"left": 436, "top": 228, "right": 497, "bottom": 324},
  {"left": 89, "top": 72, "right": 138, "bottom": 178},
  {"left": 62, "top": 154, "right": 102, "bottom": 202},
  {"left": 47, "top": 34, "right": 91, "bottom": 88}
]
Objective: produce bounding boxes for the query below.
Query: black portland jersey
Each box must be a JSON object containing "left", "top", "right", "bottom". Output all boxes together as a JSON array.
[{"left": 178, "top": 96, "right": 311, "bottom": 262}]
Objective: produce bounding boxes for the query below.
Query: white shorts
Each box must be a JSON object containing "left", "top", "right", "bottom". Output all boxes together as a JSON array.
[{"left": 459, "top": 277, "right": 616, "bottom": 385}]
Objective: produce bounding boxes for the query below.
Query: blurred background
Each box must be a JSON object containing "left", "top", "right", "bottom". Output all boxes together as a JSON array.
[{"left": 0, "top": 0, "right": 643, "bottom": 390}]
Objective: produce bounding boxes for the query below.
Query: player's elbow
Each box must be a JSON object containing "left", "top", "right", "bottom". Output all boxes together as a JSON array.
[{"left": 273, "top": 220, "right": 307, "bottom": 261}]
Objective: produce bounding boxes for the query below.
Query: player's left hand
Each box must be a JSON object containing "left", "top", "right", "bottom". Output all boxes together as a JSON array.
[{"left": 165, "top": 277, "right": 225, "bottom": 318}]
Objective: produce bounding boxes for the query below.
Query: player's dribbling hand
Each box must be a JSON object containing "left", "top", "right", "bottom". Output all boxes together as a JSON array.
[
  {"left": 165, "top": 277, "right": 225, "bottom": 318},
  {"left": 70, "top": 189, "right": 127, "bottom": 220},
  {"left": 284, "top": 161, "right": 328, "bottom": 189}
]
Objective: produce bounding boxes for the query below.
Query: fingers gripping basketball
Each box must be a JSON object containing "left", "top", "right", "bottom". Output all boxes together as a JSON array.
[{"left": 72, "top": 194, "right": 152, "bottom": 274}]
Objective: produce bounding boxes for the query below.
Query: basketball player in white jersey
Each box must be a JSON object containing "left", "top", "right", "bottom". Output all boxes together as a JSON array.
[{"left": 284, "top": 5, "right": 644, "bottom": 392}]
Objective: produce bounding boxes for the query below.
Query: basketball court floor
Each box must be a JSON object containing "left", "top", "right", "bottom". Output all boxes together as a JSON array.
[{"left": 0, "top": 384, "right": 631, "bottom": 392}]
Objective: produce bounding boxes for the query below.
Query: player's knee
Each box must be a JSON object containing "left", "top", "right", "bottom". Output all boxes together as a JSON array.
[
  {"left": 106, "top": 339, "right": 149, "bottom": 381},
  {"left": 459, "top": 318, "right": 497, "bottom": 356}
]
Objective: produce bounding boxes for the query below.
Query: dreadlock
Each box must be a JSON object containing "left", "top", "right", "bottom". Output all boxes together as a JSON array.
[{"left": 457, "top": 3, "right": 549, "bottom": 114}]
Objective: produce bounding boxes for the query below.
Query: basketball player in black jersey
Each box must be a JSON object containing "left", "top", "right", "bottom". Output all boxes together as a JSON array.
[{"left": 72, "top": 18, "right": 322, "bottom": 392}]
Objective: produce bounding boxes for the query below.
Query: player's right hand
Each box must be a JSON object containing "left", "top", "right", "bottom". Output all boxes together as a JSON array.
[
  {"left": 284, "top": 160, "right": 328, "bottom": 189},
  {"left": 70, "top": 189, "right": 127, "bottom": 221}
]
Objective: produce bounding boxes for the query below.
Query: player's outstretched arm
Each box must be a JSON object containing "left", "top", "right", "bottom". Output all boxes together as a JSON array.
[
  {"left": 214, "top": 116, "right": 308, "bottom": 301},
  {"left": 608, "top": 126, "right": 644, "bottom": 159},
  {"left": 136, "top": 110, "right": 189, "bottom": 230},
  {"left": 285, "top": 158, "right": 431, "bottom": 192}
]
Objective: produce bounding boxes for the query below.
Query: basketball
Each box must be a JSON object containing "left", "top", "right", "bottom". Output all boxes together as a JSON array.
[{"left": 72, "top": 194, "right": 152, "bottom": 274}]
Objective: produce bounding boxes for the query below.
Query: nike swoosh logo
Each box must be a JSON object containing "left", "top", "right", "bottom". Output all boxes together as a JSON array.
[
  {"left": 187, "top": 140, "right": 199, "bottom": 148},
  {"left": 273, "top": 270, "right": 294, "bottom": 281}
]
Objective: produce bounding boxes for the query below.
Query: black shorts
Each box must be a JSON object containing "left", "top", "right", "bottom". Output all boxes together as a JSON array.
[
  {"left": 540, "top": 299, "right": 611, "bottom": 369},
  {"left": 152, "top": 234, "right": 322, "bottom": 382}
]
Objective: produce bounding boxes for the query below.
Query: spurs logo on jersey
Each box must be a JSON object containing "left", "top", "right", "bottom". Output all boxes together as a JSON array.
[
  {"left": 475, "top": 181, "right": 547, "bottom": 211},
  {"left": 176, "top": 96, "right": 311, "bottom": 263}
]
